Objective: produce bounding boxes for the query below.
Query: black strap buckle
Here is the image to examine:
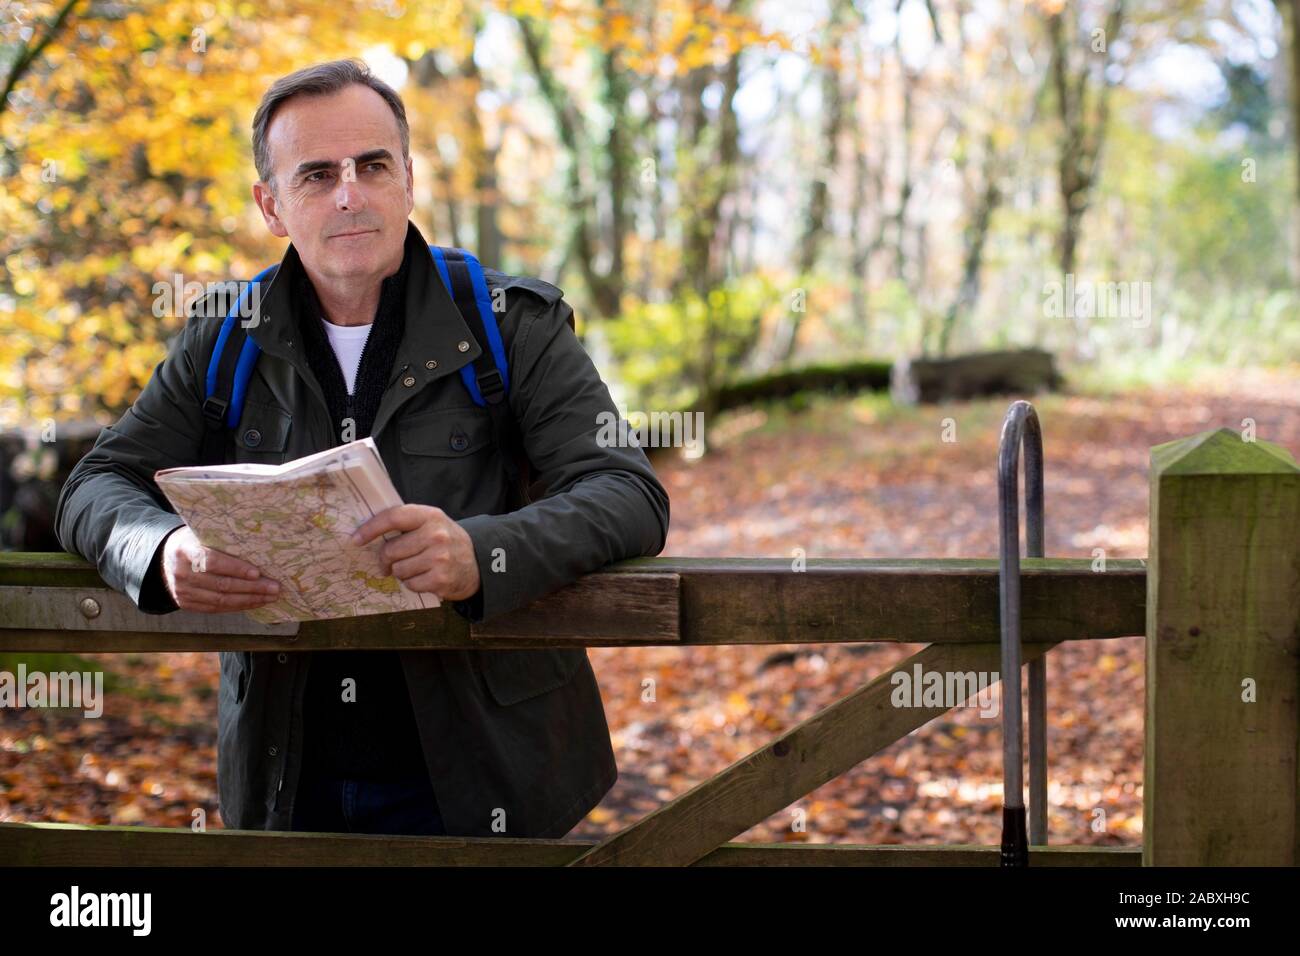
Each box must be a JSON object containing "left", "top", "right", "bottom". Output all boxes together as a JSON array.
[
  {"left": 201, "top": 395, "right": 229, "bottom": 427},
  {"left": 476, "top": 367, "right": 505, "bottom": 405}
]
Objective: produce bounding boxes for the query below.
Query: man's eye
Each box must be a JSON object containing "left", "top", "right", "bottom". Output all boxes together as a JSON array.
[
  {"left": 306, "top": 171, "right": 332, "bottom": 183},
  {"left": 363, "top": 162, "right": 386, "bottom": 173}
]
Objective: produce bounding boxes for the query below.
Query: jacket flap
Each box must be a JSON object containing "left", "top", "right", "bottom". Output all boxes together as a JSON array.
[
  {"left": 234, "top": 399, "right": 292, "bottom": 453},
  {"left": 477, "top": 647, "right": 586, "bottom": 706},
  {"left": 398, "top": 407, "right": 493, "bottom": 458}
]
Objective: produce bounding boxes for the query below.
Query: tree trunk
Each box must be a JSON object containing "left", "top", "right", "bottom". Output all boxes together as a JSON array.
[
  {"left": 1286, "top": 0, "right": 1300, "bottom": 284},
  {"left": 938, "top": 133, "right": 1002, "bottom": 356},
  {"left": 849, "top": 78, "right": 872, "bottom": 346},
  {"left": 460, "top": 49, "right": 502, "bottom": 267},
  {"left": 516, "top": 15, "right": 622, "bottom": 317},
  {"left": 1047, "top": 1, "right": 1125, "bottom": 289},
  {"left": 771, "top": 1, "right": 850, "bottom": 362}
]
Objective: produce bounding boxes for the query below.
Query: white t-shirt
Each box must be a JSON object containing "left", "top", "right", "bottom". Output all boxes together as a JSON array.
[{"left": 320, "top": 317, "right": 373, "bottom": 395}]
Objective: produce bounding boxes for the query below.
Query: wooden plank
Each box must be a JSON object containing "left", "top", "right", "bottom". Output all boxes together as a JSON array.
[
  {"left": 568, "top": 640, "right": 1057, "bottom": 866},
  {"left": 0, "top": 556, "right": 1143, "bottom": 651},
  {"left": 0, "top": 551, "right": 105, "bottom": 588},
  {"left": 0, "top": 822, "right": 1136, "bottom": 867},
  {"left": 473, "top": 572, "right": 680, "bottom": 643},
  {"left": 658, "top": 558, "right": 1142, "bottom": 647},
  {"left": 0, "top": 589, "right": 470, "bottom": 653},
  {"left": 694, "top": 843, "right": 1138, "bottom": 867},
  {"left": 1144, "top": 428, "right": 1300, "bottom": 866},
  {"left": 0, "top": 586, "right": 299, "bottom": 637},
  {"left": 0, "top": 576, "right": 679, "bottom": 651}
]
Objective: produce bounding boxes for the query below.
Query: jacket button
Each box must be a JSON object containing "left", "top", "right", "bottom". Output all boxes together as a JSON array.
[
  {"left": 425, "top": 359, "right": 438, "bottom": 369},
  {"left": 277, "top": 652, "right": 288, "bottom": 663},
  {"left": 457, "top": 340, "right": 470, "bottom": 352},
  {"left": 450, "top": 433, "right": 469, "bottom": 452},
  {"left": 267, "top": 745, "right": 278, "bottom": 757},
  {"left": 402, "top": 375, "right": 416, "bottom": 387},
  {"left": 243, "top": 428, "right": 262, "bottom": 447}
]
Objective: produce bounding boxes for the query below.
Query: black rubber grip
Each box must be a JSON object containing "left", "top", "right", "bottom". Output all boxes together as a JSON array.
[{"left": 1000, "top": 806, "right": 1029, "bottom": 867}]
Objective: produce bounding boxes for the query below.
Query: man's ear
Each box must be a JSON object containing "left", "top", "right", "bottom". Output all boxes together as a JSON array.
[
  {"left": 404, "top": 155, "right": 414, "bottom": 215},
  {"left": 252, "top": 181, "right": 289, "bottom": 238}
]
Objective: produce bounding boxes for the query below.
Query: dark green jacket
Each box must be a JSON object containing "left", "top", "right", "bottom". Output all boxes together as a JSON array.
[{"left": 54, "top": 220, "right": 670, "bottom": 838}]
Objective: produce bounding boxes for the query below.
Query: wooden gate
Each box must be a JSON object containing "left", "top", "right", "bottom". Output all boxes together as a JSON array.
[{"left": 0, "top": 426, "right": 1295, "bottom": 865}]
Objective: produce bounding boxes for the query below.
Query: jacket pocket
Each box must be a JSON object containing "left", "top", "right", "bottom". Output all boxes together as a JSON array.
[
  {"left": 399, "top": 406, "right": 494, "bottom": 457},
  {"left": 397, "top": 406, "right": 497, "bottom": 511},
  {"left": 476, "top": 647, "right": 585, "bottom": 706},
  {"left": 233, "top": 400, "right": 292, "bottom": 464}
]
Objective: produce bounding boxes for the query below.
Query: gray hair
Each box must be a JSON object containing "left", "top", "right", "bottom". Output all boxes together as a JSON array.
[{"left": 251, "top": 58, "right": 410, "bottom": 192}]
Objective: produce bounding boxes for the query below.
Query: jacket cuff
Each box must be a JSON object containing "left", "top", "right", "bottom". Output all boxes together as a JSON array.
[
  {"left": 454, "top": 513, "right": 521, "bottom": 623},
  {"left": 123, "top": 516, "right": 187, "bottom": 615},
  {"left": 451, "top": 587, "right": 485, "bottom": 624}
]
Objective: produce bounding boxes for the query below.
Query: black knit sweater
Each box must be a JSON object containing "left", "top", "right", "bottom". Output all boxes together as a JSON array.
[{"left": 295, "top": 247, "right": 430, "bottom": 783}]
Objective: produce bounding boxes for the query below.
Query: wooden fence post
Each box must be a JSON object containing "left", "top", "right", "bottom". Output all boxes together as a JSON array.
[{"left": 1145, "top": 427, "right": 1300, "bottom": 865}]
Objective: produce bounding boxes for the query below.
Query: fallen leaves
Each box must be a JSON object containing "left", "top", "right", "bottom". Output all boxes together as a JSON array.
[{"left": 1, "top": 372, "right": 1297, "bottom": 847}]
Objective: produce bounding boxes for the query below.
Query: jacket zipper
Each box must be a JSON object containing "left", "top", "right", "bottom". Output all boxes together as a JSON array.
[
  {"left": 274, "top": 652, "right": 310, "bottom": 811},
  {"left": 370, "top": 364, "right": 412, "bottom": 437}
]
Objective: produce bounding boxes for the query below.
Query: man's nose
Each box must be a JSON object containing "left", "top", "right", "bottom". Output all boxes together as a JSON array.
[{"left": 334, "top": 175, "right": 367, "bottom": 212}]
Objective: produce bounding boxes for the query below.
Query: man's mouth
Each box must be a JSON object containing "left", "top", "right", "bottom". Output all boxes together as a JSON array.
[{"left": 331, "top": 229, "right": 378, "bottom": 239}]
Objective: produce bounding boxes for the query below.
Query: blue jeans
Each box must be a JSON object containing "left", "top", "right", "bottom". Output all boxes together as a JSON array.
[{"left": 290, "top": 772, "right": 447, "bottom": 836}]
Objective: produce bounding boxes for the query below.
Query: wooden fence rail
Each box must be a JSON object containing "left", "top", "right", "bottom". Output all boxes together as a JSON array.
[
  {"left": 0, "top": 554, "right": 1144, "bottom": 650},
  {"left": 0, "top": 426, "right": 1295, "bottom": 866}
]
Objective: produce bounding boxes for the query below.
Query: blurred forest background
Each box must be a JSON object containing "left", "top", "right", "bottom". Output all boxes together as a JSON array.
[
  {"left": 1, "top": 0, "right": 1298, "bottom": 843},
  {"left": 2, "top": 0, "right": 1298, "bottom": 426}
]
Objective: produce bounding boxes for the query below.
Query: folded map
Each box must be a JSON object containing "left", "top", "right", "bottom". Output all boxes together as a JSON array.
[{"left": 154, "top": 436, "right": 439, "bottom": 623}]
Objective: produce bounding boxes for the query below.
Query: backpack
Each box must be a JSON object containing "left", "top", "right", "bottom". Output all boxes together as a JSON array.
[{"left": 197, "top": 245, "right": 560, "bottom": 503}]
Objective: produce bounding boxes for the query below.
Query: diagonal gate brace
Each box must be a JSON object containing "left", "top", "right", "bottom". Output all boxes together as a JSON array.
[{"left": 568, "top": 640, "right": 1057, "bottom": 866}]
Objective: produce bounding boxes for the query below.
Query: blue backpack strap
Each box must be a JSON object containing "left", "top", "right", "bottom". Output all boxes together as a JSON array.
[
  {"left": 429, "top": 244, "right": 533, "bottom": 493},
  {"left": 427, "top": 245, "right": 510, "bottom": 407},
  {"left": 198, "top": 249, "right": 531, "bottom": 493},
  {"left": 199, "top": 264, "right": 276, "bottom": 465}
]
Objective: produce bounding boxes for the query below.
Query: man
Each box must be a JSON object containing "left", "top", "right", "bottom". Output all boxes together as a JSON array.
[{"left": 54, "top": 59, "right": 670, "bottom": 839}]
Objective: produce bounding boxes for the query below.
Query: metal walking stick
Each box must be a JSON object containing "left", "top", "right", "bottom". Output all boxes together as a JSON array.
[{"left": 997, "top": 400, "right": 1047, "bottom": 867}]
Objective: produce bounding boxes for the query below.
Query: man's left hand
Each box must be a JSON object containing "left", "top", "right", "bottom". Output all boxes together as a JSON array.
[{"left": 350, "top": 504, "right": 481, "bottom": 601}]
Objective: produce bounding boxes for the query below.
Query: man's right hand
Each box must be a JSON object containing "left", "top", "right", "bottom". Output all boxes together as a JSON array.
[{"left": 160, "top": 526, "right": 281, "bottom": 613}]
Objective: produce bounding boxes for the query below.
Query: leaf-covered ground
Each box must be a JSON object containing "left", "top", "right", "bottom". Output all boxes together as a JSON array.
[{"left": 3, "top": 365, "right": 1297, "bottom": 846}]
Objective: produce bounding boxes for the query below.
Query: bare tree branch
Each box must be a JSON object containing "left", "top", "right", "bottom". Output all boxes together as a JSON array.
[{"left": 0, "top": 0, "right": 83, "bottom": 118}]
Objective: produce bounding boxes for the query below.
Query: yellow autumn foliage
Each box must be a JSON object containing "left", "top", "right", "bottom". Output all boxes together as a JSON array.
[{"left": 1, "top": 0, "right": 787, "bottom": 428}]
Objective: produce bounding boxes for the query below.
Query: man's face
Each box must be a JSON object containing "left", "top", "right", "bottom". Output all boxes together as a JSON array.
[{"left": 252, "top": 83, "right": 414, "bottom": 285}]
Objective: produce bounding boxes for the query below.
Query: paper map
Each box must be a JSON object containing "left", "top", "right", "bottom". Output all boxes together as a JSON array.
[{"left": 154, "top": 437, "right": 438, "bottom": 623}]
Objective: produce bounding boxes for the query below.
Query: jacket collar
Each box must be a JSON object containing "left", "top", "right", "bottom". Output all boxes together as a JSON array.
[{"left": 246, "top": 219, "right": 485, "bottom": 440}]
